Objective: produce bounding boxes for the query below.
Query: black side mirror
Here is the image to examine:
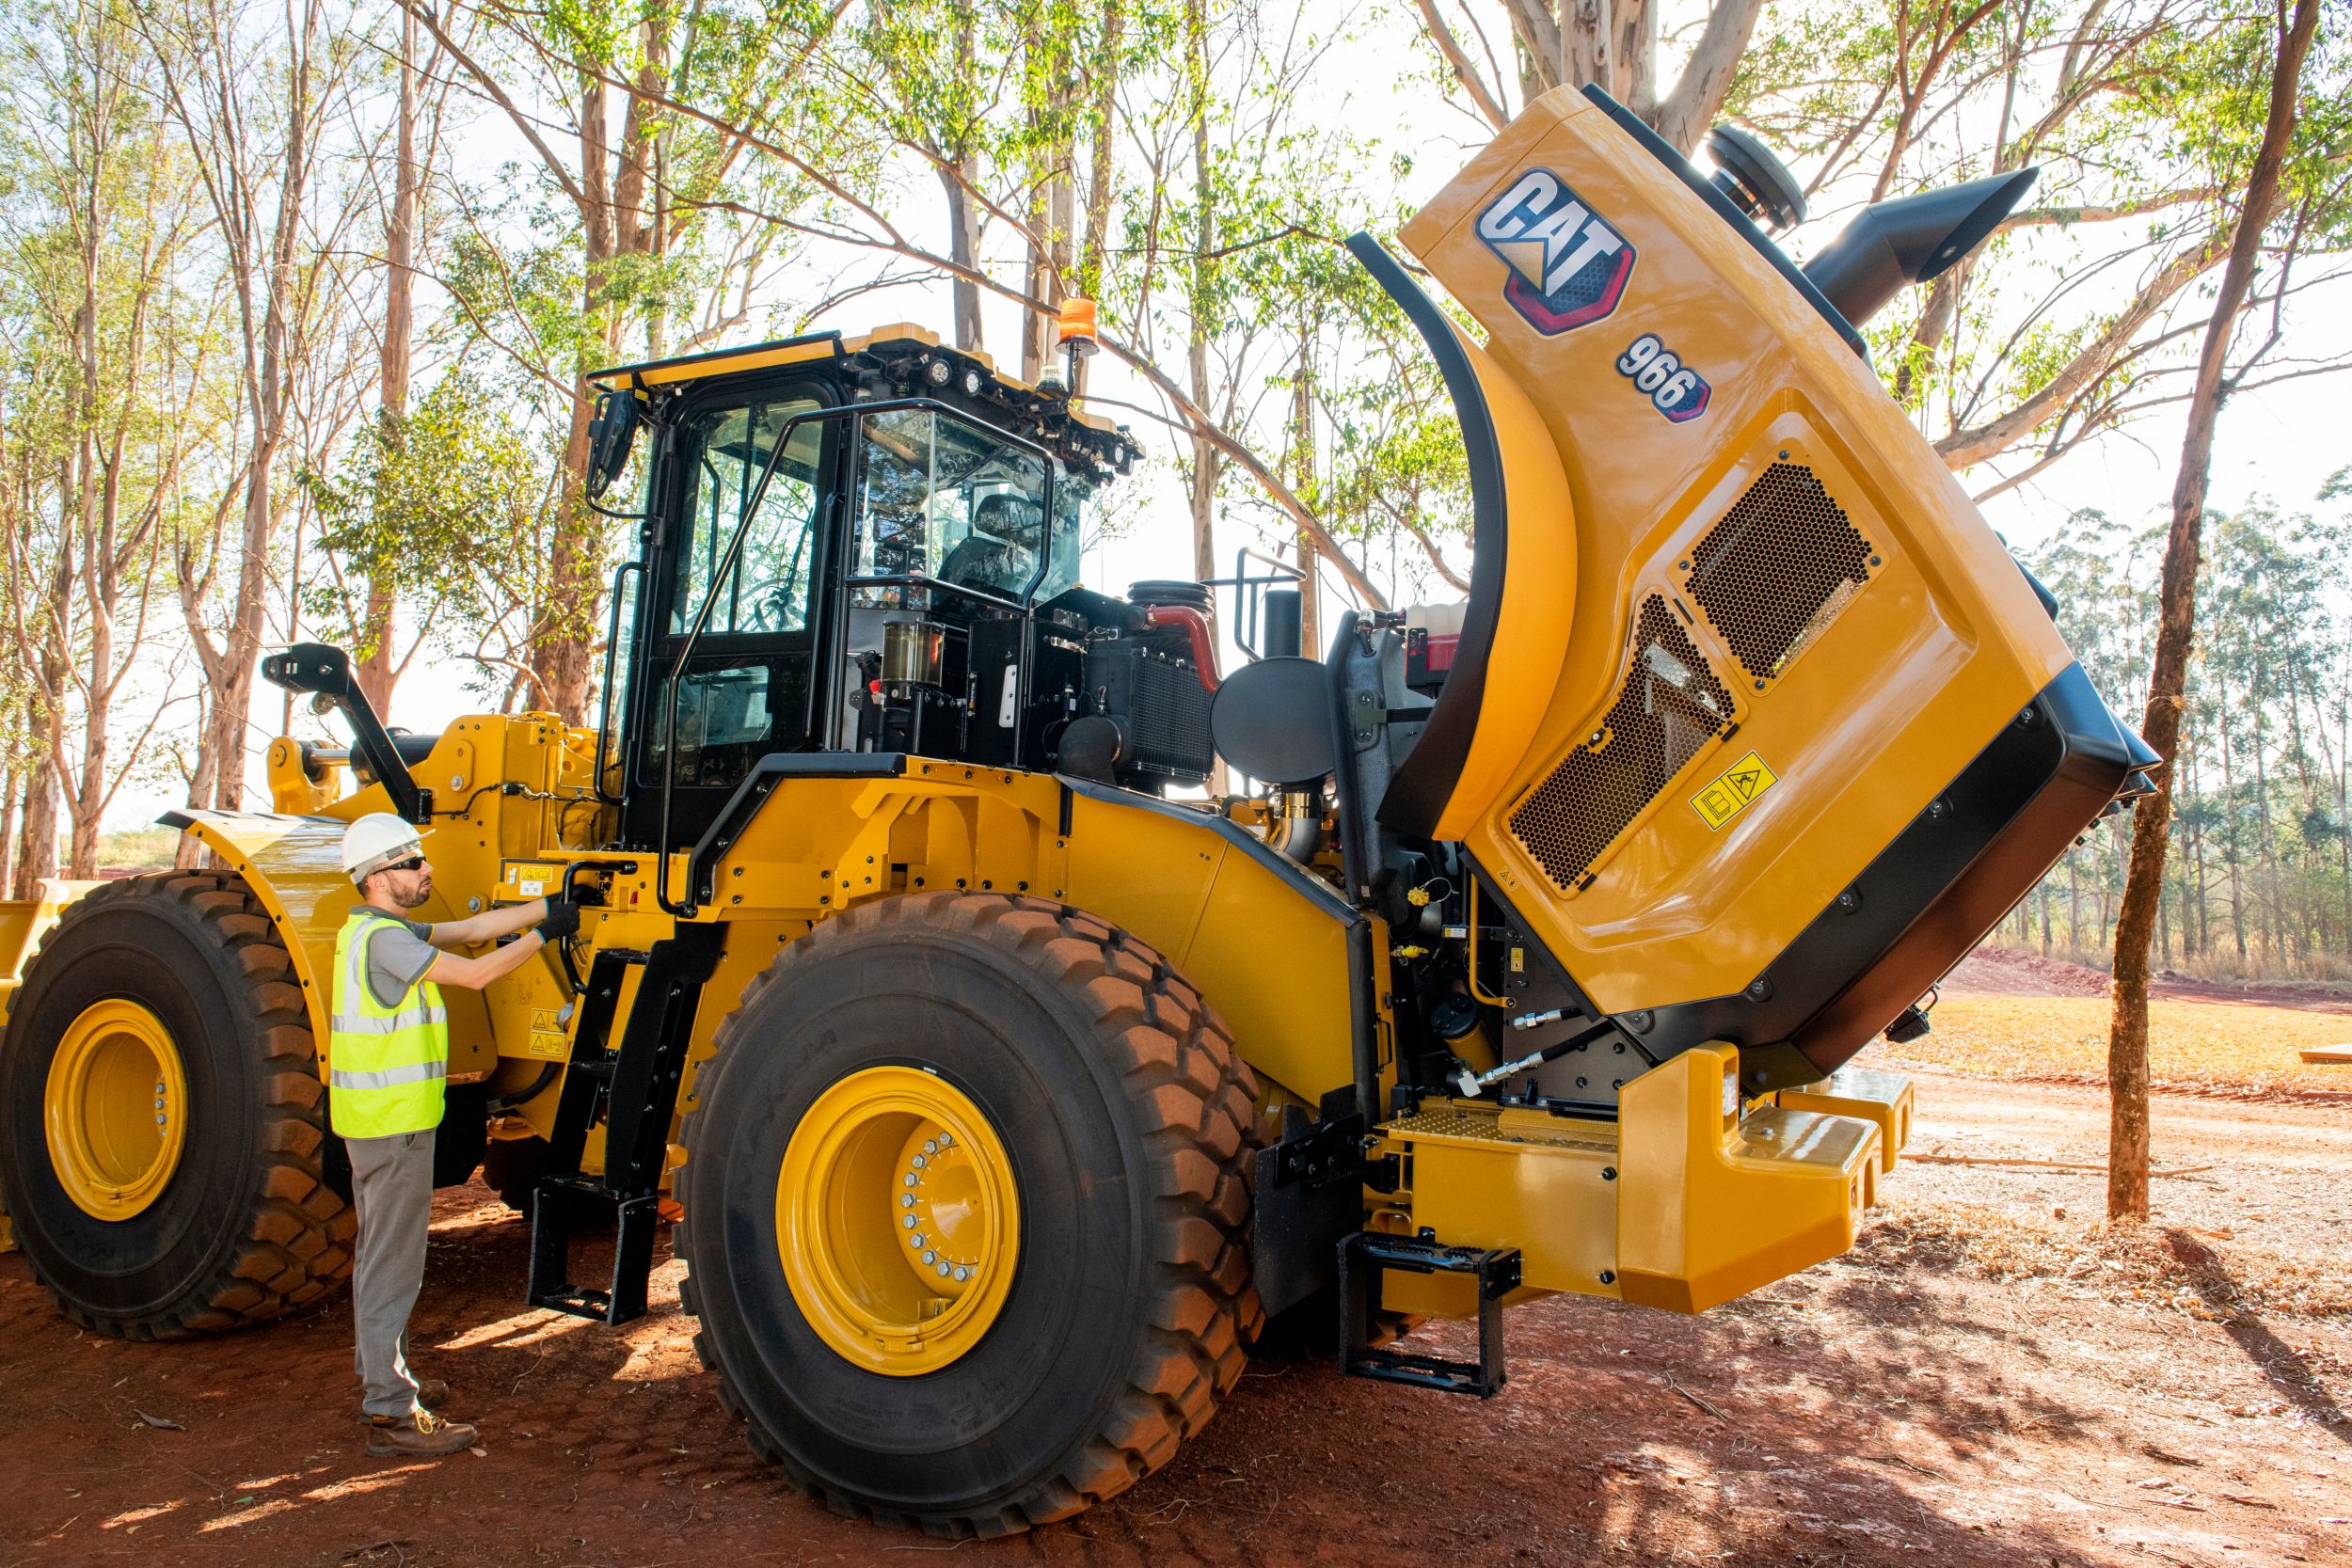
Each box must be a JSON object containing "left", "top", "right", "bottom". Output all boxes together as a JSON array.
[
  {"left": 260, "top": 642, "right": 431, "bottom": 823},
  {"left": 586, "top": 389, "right": 640, "bottom": 499},
  {"left": 1802, "top": 168, "right": 2039, "bottom": 327}
]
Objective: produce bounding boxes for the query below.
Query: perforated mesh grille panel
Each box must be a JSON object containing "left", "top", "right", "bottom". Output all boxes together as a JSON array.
[
  {"left": 1684, "top": 463, "right": 1873, "bottom": 681},
  {"left": 1508, "top": 595, "right": 1733, "bottom": 891}
]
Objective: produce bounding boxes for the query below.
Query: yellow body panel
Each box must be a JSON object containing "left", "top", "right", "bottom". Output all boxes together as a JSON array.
[
  {"left": 591, "top": 336, "right": 837, "bottom": 390},
  {"left": 1397, "top": 87, "right": 2079, "bottom": 1015},
  {"left": 1383, "top": 1103, "right": 1618, "bottom": 1298},
  {"left": 1430, "top": 333, "right": 1579, "bottom": 844},
  {"left": 703, "top": 764, "right": 1371, "bottom": 1106},
  {"left": 1779, "top": 1066, "right": 1915, "bottom": 1175},
  {"left": 1615, "top": 1043, "right": 1879, "bottom": 1312}
]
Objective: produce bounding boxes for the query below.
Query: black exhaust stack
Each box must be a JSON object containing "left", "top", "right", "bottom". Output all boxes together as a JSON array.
[{"left": 1803, "top": 168, "right": 2038, "bottom": 327}]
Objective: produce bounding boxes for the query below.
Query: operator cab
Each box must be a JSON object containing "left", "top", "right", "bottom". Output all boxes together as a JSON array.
[{"left": 587, "top": 325, "right": 1215, "bottom": 853}]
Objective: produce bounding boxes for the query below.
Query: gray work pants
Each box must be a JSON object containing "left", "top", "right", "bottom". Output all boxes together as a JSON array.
[{"left": 347, "top": 1130, "right": 436, "bottom": 1418}]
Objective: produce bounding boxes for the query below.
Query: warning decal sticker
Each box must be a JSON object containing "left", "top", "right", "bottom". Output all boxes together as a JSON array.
[
  {"left": 526, "top": 1006, "right": 568, "bottom": 1060},
  {"left": 1690, "top": 751, "right": 1778, "bottom": 831}
]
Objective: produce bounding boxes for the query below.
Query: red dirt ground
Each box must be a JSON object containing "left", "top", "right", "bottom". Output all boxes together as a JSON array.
[{"left": 5, "top": 1069, "right": 2348, "bottom": 1566}]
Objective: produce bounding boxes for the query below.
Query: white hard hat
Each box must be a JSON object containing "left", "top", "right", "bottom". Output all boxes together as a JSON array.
[{"left": 341, "top": 813, "right": 423, "bottom": 887}]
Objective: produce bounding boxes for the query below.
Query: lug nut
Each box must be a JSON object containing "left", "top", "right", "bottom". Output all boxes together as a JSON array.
[
  {"left": 922, "top": 1250, "right": 937, "bottom": 1265},
  {"left": 953, "top": 1265, "right": 971, "bottom": 1281},
  {"left": 900, "top": 1194, "right": 914, "bottom": 1209}
]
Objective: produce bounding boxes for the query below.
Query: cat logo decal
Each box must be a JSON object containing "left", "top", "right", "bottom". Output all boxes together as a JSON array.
[{"left": 1476, "top": 169, "right": 1636, "bottom": 334}]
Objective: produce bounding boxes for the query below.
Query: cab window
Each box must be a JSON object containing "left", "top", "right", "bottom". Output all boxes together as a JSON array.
[
  {"left": 644, "top": 393, "right": 826, "bottom": 790},
  {"left": 673, "top": 397, "right": 825, "bottom": 633},
  {"left": 853, "top": 407, "right": 1080, "bottom": 603}
]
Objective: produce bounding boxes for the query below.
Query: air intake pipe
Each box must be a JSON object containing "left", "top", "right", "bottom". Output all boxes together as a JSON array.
[{"left": 1802, "top": 168, "right": 2038, "bottom": 327}]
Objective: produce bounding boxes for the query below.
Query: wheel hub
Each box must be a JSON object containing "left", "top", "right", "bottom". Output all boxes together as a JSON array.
[
  {"left": 44, "top": 999, "right": 188, "bottom": 1221},
  {"left": 777, "top": 1066, "right": 1020, "bottom": 1375}
]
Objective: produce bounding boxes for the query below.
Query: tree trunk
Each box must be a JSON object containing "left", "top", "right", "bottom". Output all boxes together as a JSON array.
[
  {"left": 941, "top": 159, "right": 984, "bottom": 354},
  {"left": 2106, "top": 0, "right": 2318, "bottom": 1224},
  {"left": 1291, "top": 337, "right": 1320, "bottom": 656},
  {"left": 0, "top": 762, "right": 20, "bottom": 895},
  {"left": 360, "top": 0, "right": 420, "bottom": 716},
  {"left": 205, "top": 4, "right": 317, "bottom": 810},
  {"left": 15, "top": 758, "right": 56, "bottom": 898}
]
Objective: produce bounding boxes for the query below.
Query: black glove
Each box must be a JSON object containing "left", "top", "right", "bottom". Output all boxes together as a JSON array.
[{"left": 536, "top": 897, "right": 581, "bottom": 942}]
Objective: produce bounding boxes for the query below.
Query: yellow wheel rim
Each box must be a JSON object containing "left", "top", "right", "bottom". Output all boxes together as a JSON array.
[
  {"left": 777, "top": 1066, "right": 1020, "bottom": 1376},
  {"left": 44, "top": 1000, "right": 189, "bottom": 1222}
]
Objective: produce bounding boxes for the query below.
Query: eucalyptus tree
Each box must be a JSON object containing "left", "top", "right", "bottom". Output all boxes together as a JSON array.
[
  {"left": 2108, "top": 0, "right": 2324, "bottom": 1222},
  {"left": 405, "top": 0, "right": 857, "bottom": 720},
  {"left": 0, "top": 0, "right": 224, "bottom": 882},
  {"left": 135, "top": 0, "right": 377, "bottom": 814}
]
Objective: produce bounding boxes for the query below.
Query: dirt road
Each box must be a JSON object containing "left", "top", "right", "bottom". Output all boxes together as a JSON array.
[{"left": 3, "top": 1065, "right": 2346, "bottom": 1568}]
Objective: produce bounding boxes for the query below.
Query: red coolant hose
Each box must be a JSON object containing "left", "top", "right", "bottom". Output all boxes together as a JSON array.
[{"left": 1141, "top": 605, "right": 1220, "bottom": 691}]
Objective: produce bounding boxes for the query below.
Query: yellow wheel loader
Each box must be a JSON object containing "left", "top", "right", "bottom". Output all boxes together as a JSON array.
[{"left": 0, "top": 87, "right": 2153, "bottom": 1533}]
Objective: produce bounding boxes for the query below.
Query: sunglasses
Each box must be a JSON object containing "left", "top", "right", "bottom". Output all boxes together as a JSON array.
[{"left": 379, "top": 856, "right": 427, "bottom": 875}]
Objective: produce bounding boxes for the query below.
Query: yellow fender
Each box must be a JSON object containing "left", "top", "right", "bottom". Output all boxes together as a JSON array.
[{"left": 162, "top": 809, "right": 494, "bottom": 1078}]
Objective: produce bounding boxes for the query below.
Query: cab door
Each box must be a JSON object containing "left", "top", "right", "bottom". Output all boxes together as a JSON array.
[{"left": 622, "top": 383, "right": 838, "bottom": 847}]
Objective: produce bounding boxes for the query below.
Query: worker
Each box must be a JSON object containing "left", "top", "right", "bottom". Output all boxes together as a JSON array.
[{"left": 333, "top": 812, "right": 580, "bottom": 1457}]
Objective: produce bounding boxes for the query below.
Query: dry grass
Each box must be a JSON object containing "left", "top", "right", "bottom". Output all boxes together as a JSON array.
[
  {"left": 1858, "top": 1196, "right": 2352, "bottom": 1322},
  {"left": 1883, "top": 994, "right": 2352, "bottom": 1098}
]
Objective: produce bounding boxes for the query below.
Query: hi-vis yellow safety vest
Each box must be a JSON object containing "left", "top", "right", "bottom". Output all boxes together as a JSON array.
[{"left": 328, "top": 911, "right": 450, "bottom": 1139}]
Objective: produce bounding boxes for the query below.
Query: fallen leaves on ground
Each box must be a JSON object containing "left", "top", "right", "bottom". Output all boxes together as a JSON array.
[
  {"left": 1855, "top": 1196, "right": 2352, "bottom": 1321},
  {"left": 1882, "top": 996, "right": 2352, "bottom": 1099}
]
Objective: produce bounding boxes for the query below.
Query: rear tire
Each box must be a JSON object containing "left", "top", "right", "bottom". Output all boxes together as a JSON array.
[
  {"left": 0, "top": 871, "right": 354, "bottom": 1337},
  {"left": 677, "top": 893, "right": 1263, "bottom": 1537}
]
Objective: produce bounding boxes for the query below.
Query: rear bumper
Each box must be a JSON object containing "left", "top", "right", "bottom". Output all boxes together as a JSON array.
[
  {"left": 1778, "top": 1066, "right": 1915, "bottom": 1176},
  {"left": 1373, "top": 1045, "right": 1903, "bottom": 1318}
]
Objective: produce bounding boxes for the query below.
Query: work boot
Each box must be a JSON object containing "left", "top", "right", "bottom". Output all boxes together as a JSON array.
[
  {"left": 355, "top": 1380, "right": 450, "bottom": 1423},
  {"left": 365, "top": 1408, "right": 477, "bottom": 1458}
]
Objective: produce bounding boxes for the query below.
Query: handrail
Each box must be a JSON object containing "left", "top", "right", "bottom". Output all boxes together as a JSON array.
[
  {"left": 596, "top": 560, "right": 645, "bottom": 804},
  {"left": 653, "top": 395, "right": 1060, "bottom": 915}
]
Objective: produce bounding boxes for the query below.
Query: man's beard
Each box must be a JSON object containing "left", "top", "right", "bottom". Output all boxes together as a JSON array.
[{"left": 388, "top": 879, "right": 431, "bottom": 911}]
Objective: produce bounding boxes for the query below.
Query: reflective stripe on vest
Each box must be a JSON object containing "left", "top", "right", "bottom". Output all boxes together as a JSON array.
[{"left": 327, "top": 911, "right": 450, "bottom": 1139}]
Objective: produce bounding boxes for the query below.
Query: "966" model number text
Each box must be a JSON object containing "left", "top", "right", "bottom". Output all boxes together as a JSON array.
[{"left": 1615, "top": 334, "right": 1711, "bottom": 423}]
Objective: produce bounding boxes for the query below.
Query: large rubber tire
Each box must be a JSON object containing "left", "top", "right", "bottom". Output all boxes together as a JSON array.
[
  {"left": 677, "top": 893, "right": 1263, "bottom": 1537},
  {"left": 0, "top": 871, "right": 355, "bottom": 1337}
]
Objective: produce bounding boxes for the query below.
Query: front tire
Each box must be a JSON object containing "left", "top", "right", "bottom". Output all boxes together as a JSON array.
[
  {"left": 677, "top": 893, "right": 1263, "bottom": 1536},
  {"left": 0, "top": 872, "right": 354, "bottom": 1337}
]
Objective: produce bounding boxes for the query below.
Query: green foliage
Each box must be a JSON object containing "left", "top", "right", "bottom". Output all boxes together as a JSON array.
[
  {"left": 303, "top": 376, "right": 563, "bottom": 702},
  {"left": 2016, "top": 481, "right": 2352, "bottom": 978}
]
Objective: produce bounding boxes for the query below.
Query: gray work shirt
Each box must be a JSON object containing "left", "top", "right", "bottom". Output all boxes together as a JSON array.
[{"left": 356, "top": 904, "right": 439, "bottom": 1009}]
